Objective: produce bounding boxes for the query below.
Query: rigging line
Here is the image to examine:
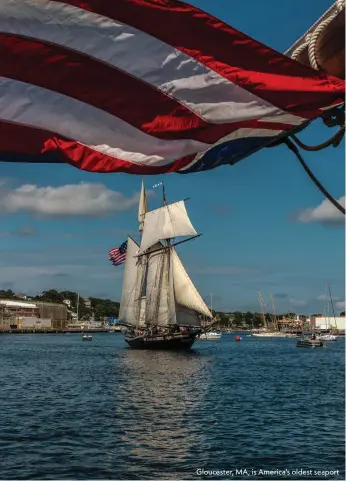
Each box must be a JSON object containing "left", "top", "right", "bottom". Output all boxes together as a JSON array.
[
  {"left": 284, "top": 138, "right": 345, "bottom": 216},
  {"left": 290, "top": 125, "right": 345, "bottom": 152},
  {"left": 328, "top": 284, "right": 337, "bottom": 326}
]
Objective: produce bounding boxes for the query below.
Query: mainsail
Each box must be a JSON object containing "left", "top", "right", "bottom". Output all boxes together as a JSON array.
[
  {"left": 119, "top": 237, "right": 146, "bottom": 327},
  {"left": 145, "top": 245, "right": 176, "bottom": 327},
  {"left": 119, "top": 189, "right": 208, "bottom": 329}
]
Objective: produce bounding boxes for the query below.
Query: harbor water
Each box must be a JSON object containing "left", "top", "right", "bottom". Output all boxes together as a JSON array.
[{"left": 0, "top": 333, "right": 344, "bottom": 480}]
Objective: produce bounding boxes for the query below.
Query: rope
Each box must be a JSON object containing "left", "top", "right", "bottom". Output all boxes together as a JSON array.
[
  {"left": 290, "top": 125, "right": 345, "bottom": 151},
  {"left": 291, "top": 34, "right": 311, "bottom": 60},
  {"left": 284, "top": 138, "right": 345, "bottom": 215},
  {"left": 291, "top": 0, "right": 345, "bottom": 69}
]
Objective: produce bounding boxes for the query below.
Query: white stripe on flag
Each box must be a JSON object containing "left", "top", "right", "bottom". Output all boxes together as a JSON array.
[
  {"left": 0, "top": 0, "right": 304, "bottom": 126},
  {"left": 0, "top": 77, "right": 210, "bottom": 166}
]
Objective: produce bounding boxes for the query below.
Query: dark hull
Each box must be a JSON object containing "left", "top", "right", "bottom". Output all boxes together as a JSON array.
[
  {"left": 125, "top": 332, "right": 199, "bottom": 350},
  {"left": 297, "top": 339, "right": 324, "bottom": 348}
]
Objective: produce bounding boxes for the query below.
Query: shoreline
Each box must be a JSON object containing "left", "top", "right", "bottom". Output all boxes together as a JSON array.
[{"left": 0, "top": 329, "right": 122, "bottom": 334}]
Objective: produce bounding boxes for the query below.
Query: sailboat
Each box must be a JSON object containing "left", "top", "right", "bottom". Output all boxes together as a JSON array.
[
  {"left": 78, "top": 294, "right": 92, "bottom": 341},
  {"left": 118, "top": 182, "right": 213, "bottom": 350},
  {"left": 251, "top": 291, "right": 286, "bottom": 337},
  {"left": 316, "top": 285, "right": 337, "bottom": 341}
]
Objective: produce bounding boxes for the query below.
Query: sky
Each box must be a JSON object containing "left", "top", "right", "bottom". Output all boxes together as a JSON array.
[{"left": 0, "top": 0, "right": 344, "bottom": 315}]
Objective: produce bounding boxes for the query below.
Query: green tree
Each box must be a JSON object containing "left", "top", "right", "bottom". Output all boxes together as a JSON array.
[
  {"left": 253, "top": 312, "right": 263, "bottom": 328},
  {"left": 35, "top": 289, "right": 64, "bottom": 303},
  {"left": 89, "top": 297, "right": 120, "bottom": 321},
  {"left": 232, "top": 311, "right": 244, "bottom": 328},
  {"left": 0, "top": 289, "right": 16, "bottom": 299}
]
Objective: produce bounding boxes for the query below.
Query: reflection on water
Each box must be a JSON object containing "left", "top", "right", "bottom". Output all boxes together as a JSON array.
[
  {"left": 0, "top": 334, "right": 344, "bottom": 480},
  {"left": 111, "top": 349, "right": 212, "bottom": 478}
]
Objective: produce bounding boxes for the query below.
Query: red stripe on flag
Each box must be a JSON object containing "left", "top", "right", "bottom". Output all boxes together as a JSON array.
[
  {"left": 0, "top": 120, "right": 58, "bottom": 155},
  {"left": 48, "top": 137, "right": 197, "bottom": 173},
  {"left": 0, "top": 33, "right": 296, "bottom": 145},
  {"left": 0, "top": 119, "right": 195, "bottom": 173},
  {"left": 56, "top": 0, "right": 344, "bottom": 117}
]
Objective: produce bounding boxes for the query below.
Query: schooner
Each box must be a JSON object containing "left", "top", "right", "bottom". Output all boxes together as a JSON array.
[{"left": 118, "top": 182, "right": 213, "bottom": 349}]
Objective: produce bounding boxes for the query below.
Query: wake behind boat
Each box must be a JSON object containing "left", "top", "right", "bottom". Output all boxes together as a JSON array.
[{"left": 118, "top": 182, "right": 213, "bottom": 350}]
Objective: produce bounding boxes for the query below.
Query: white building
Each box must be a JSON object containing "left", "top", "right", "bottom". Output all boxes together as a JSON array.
[
  {"left": 83, "top": 298, "right": 91, "bottom": 308},
  {"left": 309, "top": 316, "right": 346, "bottom": 331},
  {"left": 63, "top": 299, "right": 71, "bottom": 307}
]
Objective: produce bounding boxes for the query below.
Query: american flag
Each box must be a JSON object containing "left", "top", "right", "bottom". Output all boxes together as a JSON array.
[
  {"left": 0, "top": 0, "right": 343, "bottom": 175},
  {"left": 109, "top": 241, "right": 128, "bottom": 267}
]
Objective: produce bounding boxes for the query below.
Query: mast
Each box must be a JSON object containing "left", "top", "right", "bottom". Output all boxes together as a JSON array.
[
  {"left": 258, "top": 290, "right": 267, "bottom": 329},
  {"left": 270, "top": 293, "right": 278, "bottom": 331},
  {"left": 138, "top": 179, "right": 148, "bottom": 231},
  {"left": 76, "top": 293, "right": 79, "bottom": 322},
  {"left": 327, "top": 284, "right": 337, "bottom": 329}
]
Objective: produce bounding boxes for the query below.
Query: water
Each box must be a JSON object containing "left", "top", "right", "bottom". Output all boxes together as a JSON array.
[{"left": 0, "top": 333, "right": 344, "bottom": 480}]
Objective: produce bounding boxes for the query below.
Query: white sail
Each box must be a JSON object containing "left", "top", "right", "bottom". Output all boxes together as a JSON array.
[
  {"left": 138, "top": 180, "right": 148, "bottom": 231},
  {"left": 140, "top": 200, "right": 197, "bottom": 252},
  {"left": 145, "top": 244, "right": 176, "bottom": 327},
  {"left": 171, "top": 248, "right": 212, "bottom": 319},
  {"left": 119, "top": 237, "right": 146, "bottom": 326}
]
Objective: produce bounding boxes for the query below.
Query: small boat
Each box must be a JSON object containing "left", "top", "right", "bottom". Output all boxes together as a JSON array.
[
  {"left": 197, "top": 331, "right": 221, "bottom": 340},
  {"left": 296, "top": 335, "right": 324, "bottom": 348},
  {"left": 252, "top": 330, "right": 287, "bottom": 338},
  {"left": 318, "top": 333, "right": 337, "bottom": 341},
  {"left": 82, "top": 333, "right": 92, "bottom": 341}
]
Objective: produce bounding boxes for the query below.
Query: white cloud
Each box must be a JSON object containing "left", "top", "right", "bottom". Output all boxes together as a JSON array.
[
  {"left": 289, "top": 298, "right": 307, "bottom": 307},
  {"left": 316, "top": 294, "right": 339, "bottom": 302},
  {"left": 335, "top": 301, "right": 345, "bottom": 310},
  {"left": 296, "top": 197, "right": 345, "bottom": 225},
  {"left": 0, "top": 181, "right": 142, "bottom": 217}
]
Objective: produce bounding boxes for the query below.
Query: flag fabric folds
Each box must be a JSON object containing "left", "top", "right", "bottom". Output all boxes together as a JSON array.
[
  {"left": 109, "top": 241, "right": 128, "bottom": 267},
  {"left": 0, "top": 0, "right": 344, "bottom": 175}
]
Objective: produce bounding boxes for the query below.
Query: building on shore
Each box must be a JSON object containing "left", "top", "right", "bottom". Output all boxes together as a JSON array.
[
  {"left": 0, "top": 299, "right": 68, "bottom": 330},
  {"left": 308, "top": 315, "right": 345, "bottom": 332}
]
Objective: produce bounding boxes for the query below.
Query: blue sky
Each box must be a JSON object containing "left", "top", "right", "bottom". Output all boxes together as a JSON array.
[{"left": 0, "top": 0, "right": 344, "bottom": 315}]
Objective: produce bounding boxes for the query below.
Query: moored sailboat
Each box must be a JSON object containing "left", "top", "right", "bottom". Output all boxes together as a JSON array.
[{"left": 118, "top": 183, "right": 213, "bottom": 350}]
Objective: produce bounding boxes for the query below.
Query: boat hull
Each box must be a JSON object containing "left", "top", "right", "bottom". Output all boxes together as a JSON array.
[
  {"left": 297, "top": 339, "right": 324, "bottom": 348},
  {"left": 252, "top": 331, "right": 287, "bottom": 337},
  {"left": 197, "top": 332, "right": 221, "bottom": 340},
  {"left": 125, "top": 332, "right": 199, "bottom": 350}
]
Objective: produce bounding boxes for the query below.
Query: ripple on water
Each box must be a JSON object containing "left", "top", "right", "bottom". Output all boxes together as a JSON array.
[{"left": 0, "top": 334, "right": 344, "bottom": 479}]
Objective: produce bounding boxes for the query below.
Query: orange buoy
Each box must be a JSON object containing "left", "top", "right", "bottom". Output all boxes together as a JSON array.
[{"left": 235, "top": 335, "right": 241, "bottom": 342}]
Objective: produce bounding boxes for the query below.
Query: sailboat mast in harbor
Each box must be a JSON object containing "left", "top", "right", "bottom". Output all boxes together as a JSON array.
[{"left": 118, "top": 182, "right": 213, "bottom": 350}]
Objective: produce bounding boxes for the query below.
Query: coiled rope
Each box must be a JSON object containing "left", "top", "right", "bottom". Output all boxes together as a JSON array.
[{"left": 291, "top": 0, "right": 345, "bottom": 70}]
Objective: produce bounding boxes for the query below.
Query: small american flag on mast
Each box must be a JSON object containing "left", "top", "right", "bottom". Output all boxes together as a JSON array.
[{"left": 109, "top": 241, "right": 128, "bottom": 266}]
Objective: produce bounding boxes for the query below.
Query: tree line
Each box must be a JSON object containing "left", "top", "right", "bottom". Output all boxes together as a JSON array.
[{"left": 1, "top": 289, "right": 344, "bottom": 325}]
